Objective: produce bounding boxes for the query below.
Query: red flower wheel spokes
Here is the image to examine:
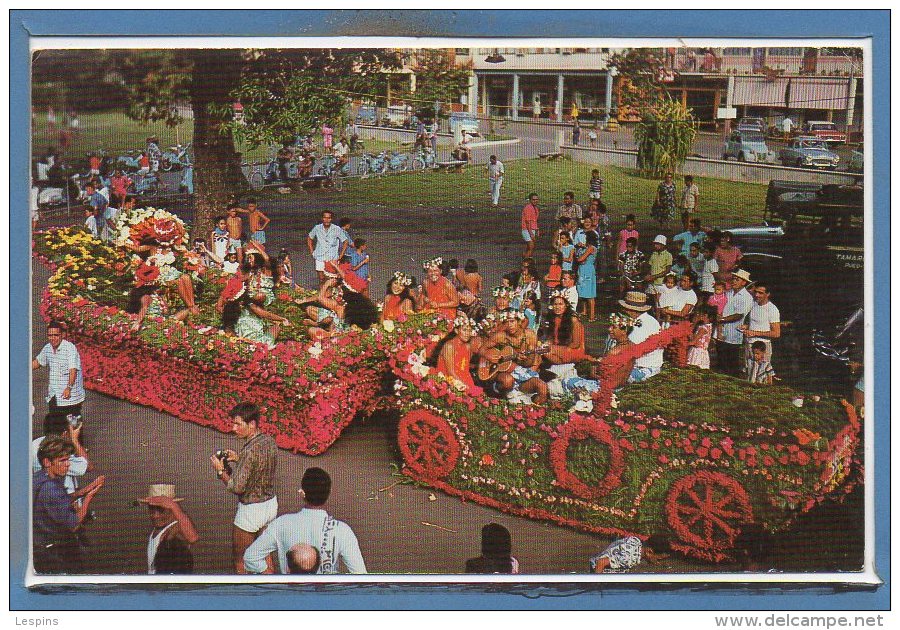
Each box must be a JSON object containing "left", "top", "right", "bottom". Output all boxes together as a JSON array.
[
  {"left": 398, "top": 410, "right": 460, "bottom": 480},
  {"left": 550, "top": 417, "right": 625, "bottom": 500},
  {"left": 666, "top": 471, "right": 754, "bottom": 557}
]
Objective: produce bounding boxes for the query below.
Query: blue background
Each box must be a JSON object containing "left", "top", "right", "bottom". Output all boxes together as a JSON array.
[{"left": 10, "top": 9, "right": 890, "bottom": 611}]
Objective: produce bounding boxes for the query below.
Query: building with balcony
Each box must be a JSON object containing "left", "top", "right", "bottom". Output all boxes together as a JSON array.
[
  {"left": 456, "top": 48, "right": 616, "bottom": 122},
  {"left": 661, "top": 47, "right": 863, "bottom": 134},
  {"left": 452, "top": 47, "right": 862, "bottom": 137}
]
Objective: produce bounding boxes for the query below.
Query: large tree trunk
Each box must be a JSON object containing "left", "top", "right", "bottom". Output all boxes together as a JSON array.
[{"left": 189, "top": 50, "right": 246, "bottom": 241}]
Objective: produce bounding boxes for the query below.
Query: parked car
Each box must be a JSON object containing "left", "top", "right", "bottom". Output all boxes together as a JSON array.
[
  {"left": 779, "top": 137, "right": 840, "bottom": 169},
  {"left": 722, "top": 130, "right": 777, "bottom": 163},
  {"left": 848, "top": 145, "right": 864, "bottom": 173},
  {"left": 735, "top": 117, "right": 766, "bottom": 133},
  {"left": 801, "top": 121, "right": 847, "bottom": 146},
  {"left": 727, "top": 180, "right": 863, "bottom": 330}
]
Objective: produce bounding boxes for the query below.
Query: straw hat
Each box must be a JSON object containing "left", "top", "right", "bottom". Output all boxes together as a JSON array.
[
  {"left": 137, "top": 484, "right": 184, "bottom": 503},
  {"left": 732, "top": 269, "right": 753, "bottom": 284},
  {"left": 618, "top": 291, "right": 652, "bottom": 312}
]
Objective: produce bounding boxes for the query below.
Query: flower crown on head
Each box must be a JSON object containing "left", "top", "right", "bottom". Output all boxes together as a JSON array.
[
  {"left": 610, "top": 312, "right": 639, "bottom": 329},
  {"left": 392, "top": 271, "right": 413, "bottom": 287},
  {"left": 499, "top": 309, "right": 526, "bottom": 322},
  {"left": 549, "top": 288, "right": 567, "bottom": 300},
  {"left": 492, "top": 286, "right": 512, "bottom": 298},
  {"left": 422, "top": 257, "right": 443, "bottom": 270},
  {"left": 452, "top": 314, "right": 478, "bottom": 331}
]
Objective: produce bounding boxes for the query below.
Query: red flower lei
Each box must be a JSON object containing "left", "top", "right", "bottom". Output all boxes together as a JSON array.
[
  {"left": 134, "top": 262, "right": 160, "bottom": 287},
  {"left": 549, "top": 416, "right": 625, "bottom": 500}
]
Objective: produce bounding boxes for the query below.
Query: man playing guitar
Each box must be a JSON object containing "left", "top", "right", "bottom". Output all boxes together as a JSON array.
[{"left": 477, "top": 310, "right": 548, "bottom": 405}]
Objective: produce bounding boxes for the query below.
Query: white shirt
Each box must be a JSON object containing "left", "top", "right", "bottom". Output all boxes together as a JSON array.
[
  {"left": 147, "top": 521, "right": 179, "bottom": 575},
  {"left": 101, "top": 206, "right": 119, "bottom": 242},
  {"left": 36, "top": 161, "right": 51, "bottom": 181},
  {"left": 36, "top": 339, "right": 85, "bottom": 405},
  {"left": 746, "top": 301, "right": 780, "bottom": 345},
  {"left": 629, "top": 312, "right": 663, "bottom": 370},
  {"left": 782, "top": 118, "right": 793, "bottom": 133},
  {"left": 85, "top": 215, "right": 99, "bottom": 238},
  {"left": 720, "top": 288, "right": 753, "bottom": 345},
  {"left": 243, "top": 508, "right": 367, "bottom": 575},
  {"left": 333, "top": 142, "right": 349, "bottom": 158},
  {"left": 561, "top": 286, "right": 579, "bottom": 311},
  {"left": 488, "top": 161, "right": 505, "bottom": 181},
  {"left": 655, "top": 284, "right": 677, "bottom": 307},
  {"left": 223, "top": 260, "right": 240, "bottom": 274},
  {"left": 31, "top": 436, "right": 88, "bottom": 495},
  {"left": 700, "top": 257, "right": 719, "bottom": 293},
  {"left": 667, "top": 288, "right": 698, "bottom": 314},
  {"left": 308, "top": 223, "right": 348, "bottom": 262}
]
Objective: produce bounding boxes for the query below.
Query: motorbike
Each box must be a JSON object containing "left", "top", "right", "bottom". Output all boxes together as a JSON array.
[
  {"left": 412, "top": 147, "right": 437, "bottom": 171},
  {"left": 160, "top": 143, "right": 192, "bottom": 172},
  {"left": 130, "top": 171, "right": 163, "bottom": 197},
  {"left": 385, "top": 150, "right": 411, "bottom": 172},
  {"left": 318, "top": 154, "right": 351, "bottom": 178},
  {"left": 115, "top": 150, "right": 143, "bottom": 172},
  {"left": 357, "top": 152, "right": 387, "bottom": 176}
]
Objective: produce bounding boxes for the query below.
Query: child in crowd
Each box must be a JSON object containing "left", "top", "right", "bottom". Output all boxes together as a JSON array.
[
  {"left": 617, "top": 236, "right": 646, "bottom": 296},
  {"left": 553, "top": 217, "right": 573, "bottom": 251},
  {"left": 671, "top": 254, "right": 689, "bottom": 278},
  {"left": 747, "top": 340, "right": 776, "bottom": 385},
  {"left": 559, "top": 232, "right": 575, "bottom": 272},
  {"left": 707, "top": 281, "right": 728, "bottom": 318},
  {"left": 349, "top": 239, "right": 370, "bottom": 297},
  {"left": 687, "top": 241, "right": 705, "bottom": 278},
  {"left": 544, "top": 251, "right": 563, "bottom": 289},
  {"left": 211, "top": 216, "right": 230, "bottom": 262},
  {"left": 617, "top": 214, "right": 639, "bottom": 255},
  {"left": 226, "top": 206, "right": 244, "bottom": 261},
  {"left": 222, "top": 250, "right": 240, "bottom": 275},
  {"left": 456, "top": 259, "right": 483, "bottom": 298},
  {"left": 588, "top": 168, "right": 603, "bottom": 200},
  {"left": 687, "top": 305, "right": 714, "bottom": 369},
  {"left": 84, "top": 207, "right": 99, "bottom": 238},
  {"left": 243, "top": 199, "right": 270, "bottom": 253},
  {"left": 522, "top": 292, "right": 540, "bottom": 331},
  {"left": 654, "top": 272, "right": 679, "bottom": 327},
  {"left": 277, "top": 249, "right": 294, "bottom": 288}
]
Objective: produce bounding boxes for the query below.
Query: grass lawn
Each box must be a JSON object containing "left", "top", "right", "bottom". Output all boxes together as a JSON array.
[
  {"left": 33, "top": 111, "right": 270, "bottom": 165},
  {"left": 340, "top": 157, "right": 768, "bottom": 235}
]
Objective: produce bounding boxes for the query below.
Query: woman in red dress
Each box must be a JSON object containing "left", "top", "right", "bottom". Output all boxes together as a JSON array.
[
  {"left": 420, "top": 257, "right": 459, "bottom": 322},
  {"left": 381, "top": 271, "right": 415, "bottom": 323},
  {"left": 436, "top": 316, "right": 482, "bottom": 396}
]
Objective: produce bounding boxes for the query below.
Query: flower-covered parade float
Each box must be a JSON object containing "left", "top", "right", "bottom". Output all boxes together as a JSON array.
[
  {"left": 391, "top": 321, "right": 863, "bottom": 562},
  {"left": 33, "top": 208, "right": 441, "bottom": 455}
]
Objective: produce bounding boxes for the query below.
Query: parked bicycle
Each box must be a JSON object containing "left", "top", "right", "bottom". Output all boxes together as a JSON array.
[{"left": 412, "top": 147, "right": 437, "bottom": 171}]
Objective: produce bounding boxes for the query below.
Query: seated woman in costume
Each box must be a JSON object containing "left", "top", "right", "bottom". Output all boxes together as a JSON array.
[
  {"left": 297, "top": 276, "right": 379, "bottom": 341},
  {"left": 434, "top": 315, "right": 483, "bottom": 396},
  {"left": 126, "top": 261, "right": 189, "bottom": 332},
  {"left": 125, "top": 238, "right": 199, "bottom": 316},
  {"left": 382, "top": 271, "right": 416, "bottom": 323},
  {"left": 541, "top": 291, "right": 588, "bottom": 366},
  {"left": 217, "top": 258, "right": 290, "bottom": 347}
]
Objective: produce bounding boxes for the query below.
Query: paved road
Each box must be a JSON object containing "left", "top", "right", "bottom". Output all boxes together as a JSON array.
[{"left": 30, "top": 191, "right": 864, "bottom": 576}]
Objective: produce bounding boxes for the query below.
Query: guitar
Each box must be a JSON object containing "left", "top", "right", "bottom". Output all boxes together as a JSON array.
[{"left": 477, "top": 343, "right": 550, "bottom": 382}]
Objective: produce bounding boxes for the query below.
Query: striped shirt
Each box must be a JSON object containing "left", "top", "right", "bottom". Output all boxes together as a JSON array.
[{"left": 36, "top": 340, "right": 85, "bottom": 405}]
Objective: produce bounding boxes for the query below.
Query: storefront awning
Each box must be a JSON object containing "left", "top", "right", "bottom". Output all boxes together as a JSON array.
[{"left": 732, "top": 76, "right": 851, "bottom": 110}]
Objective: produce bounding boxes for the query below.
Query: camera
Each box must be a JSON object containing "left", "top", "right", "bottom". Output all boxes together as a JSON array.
[{"left": 215, "top": 449, "right": 233, "bottom": 475}]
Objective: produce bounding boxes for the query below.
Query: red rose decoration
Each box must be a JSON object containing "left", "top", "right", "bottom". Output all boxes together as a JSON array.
[{"left": 134, "top": 262, "right": 160, "bottom": 287}]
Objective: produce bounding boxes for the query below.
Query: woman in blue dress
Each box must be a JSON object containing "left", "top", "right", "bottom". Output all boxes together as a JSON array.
[{"left": 575, "top": 231, "right": 598, "bottom": 322}]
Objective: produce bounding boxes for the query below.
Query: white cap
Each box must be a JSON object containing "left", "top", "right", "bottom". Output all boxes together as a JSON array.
[{"left": 654, "top": 234, "right": 667, "bottom": 245}]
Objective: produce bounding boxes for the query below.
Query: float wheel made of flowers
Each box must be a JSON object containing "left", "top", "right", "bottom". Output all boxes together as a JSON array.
[
  {"left": 398, "top": 410, "right": 461, "bottom": 481},
  {"left": 549, "top": 416, "right": 625, "bottom": 500},
  {"left": 665, "top": 470, "right": 754, "bottom": 561}
]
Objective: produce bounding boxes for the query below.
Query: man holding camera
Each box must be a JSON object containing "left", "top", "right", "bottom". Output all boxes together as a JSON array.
[{"left": 210, "top": 402, "right": 278, "bottom": 573}]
